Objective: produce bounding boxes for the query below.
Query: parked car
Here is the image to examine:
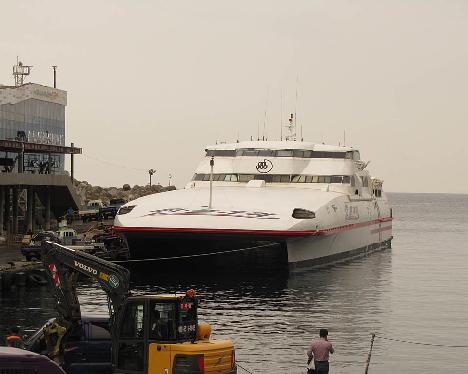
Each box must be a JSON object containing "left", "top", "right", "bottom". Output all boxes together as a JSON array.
[
  {"left": 99, "top": 198, "right": 127, "bottom": 220},
  {"left": 25, "top": 314, "right": 111, "bottom": 374},
  {"left": 0, "top": 347, "right": 66, "bottom": 374},
  {"left": 79, "top": 200, "right": 104, "bottom": 222}
]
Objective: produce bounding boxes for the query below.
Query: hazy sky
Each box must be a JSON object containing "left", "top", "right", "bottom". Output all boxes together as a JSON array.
[{"left": 2, "top": 0, "right": 468, "bottom": 193}]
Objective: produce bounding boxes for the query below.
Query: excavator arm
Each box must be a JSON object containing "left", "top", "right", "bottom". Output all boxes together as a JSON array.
[{"left": 41, "top": 241, "right": 130, "bottom": 362}]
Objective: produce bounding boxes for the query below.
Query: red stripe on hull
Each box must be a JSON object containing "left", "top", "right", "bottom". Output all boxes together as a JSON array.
[{"left": 113, "top": 217, "right": 393, "bottom": 237}]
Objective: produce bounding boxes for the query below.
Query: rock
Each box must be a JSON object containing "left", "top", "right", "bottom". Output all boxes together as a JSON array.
[{"left": 74, "top": 180, "right": 175, "bottom": 206}]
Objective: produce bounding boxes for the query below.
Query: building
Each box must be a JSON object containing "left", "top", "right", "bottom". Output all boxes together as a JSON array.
[
  {"left": 0, "top": 66, "right": 81, "bottom": 236},
  {"left": 0, "top": 83, "right": 67, "bottom": 173}
]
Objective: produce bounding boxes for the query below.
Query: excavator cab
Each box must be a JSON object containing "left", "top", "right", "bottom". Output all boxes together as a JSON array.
[
  {"left": 115, "top": 293, "right": 236, "bottom": 374},
  {"left": 40, "top": 242, "right": 236, "bottom": 374}
]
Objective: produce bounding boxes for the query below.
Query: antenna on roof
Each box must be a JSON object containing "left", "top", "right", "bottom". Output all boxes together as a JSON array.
[
  {"left": 280, "top": 89, "right": 283, "bottom": 141},
  {"left": 263, "top": 87, "right": 269, "bottom": 141},
  {"left": 52, "top": 65, "right": 57, "bottom": 88},
  {"left": 13, "top": 57, "right": 32, "bottom": 86},
  {"left": 295, "top": 74, "right": 302, "bottom": 141}
]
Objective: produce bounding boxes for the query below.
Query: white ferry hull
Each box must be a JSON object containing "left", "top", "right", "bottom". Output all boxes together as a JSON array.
[
  {"left": 286, "top": 217, "right": 392, "bottom": 269},
  {"left": 114, "top": 186, "right": 392, "bottom": 270}
]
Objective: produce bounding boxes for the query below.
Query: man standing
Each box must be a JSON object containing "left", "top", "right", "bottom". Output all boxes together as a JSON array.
[
  {"left": 5, "top": 326, "right": 23, "bottom": 348},
  {"left": 307, "top": 328, "right": 334, "bottom": 374}
]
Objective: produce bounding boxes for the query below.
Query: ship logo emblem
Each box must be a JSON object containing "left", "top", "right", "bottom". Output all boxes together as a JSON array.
[{"left": 256, "top": 159, "right": 273, "bottom": 173}]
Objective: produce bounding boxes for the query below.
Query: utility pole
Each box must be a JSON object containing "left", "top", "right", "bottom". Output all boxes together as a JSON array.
[
  {"left": 208, "top": 157, "right": 214, "bottom": 209},
  {"left": 148, "top": 169, "right": 156, "bottom": 186},
  {"left": 52, "top": 65, "right": 57, "bottom": 88}
]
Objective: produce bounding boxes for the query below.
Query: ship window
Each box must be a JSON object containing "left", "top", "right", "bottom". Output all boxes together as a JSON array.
[
  {"left": 202, "top": 174, "right": 211, "bottom": 181},
  {"left": 205, "top": 150, "right": 236, "bottom": 157},
  {"left": 293, "top": 150, "right": 305, "bottom": 158},
  {"left": 317, "top": 176, "right": 331, "bottom": 183},
  {"left": 244, "top": 149, "right": 259, "bottom": 156},
  {"left": 273, "top": 175, "right": 290, "bottom": 182},
  {"left": 255, "top": 174, "right": 273, "bottom": 182},
  {"left": 311, "top": 151, "right": 346, "bottom": 159},
  {"left": 236, "top": 149, "right": 258, "bottom": 156},
  {"left": 292, "top": 175, "right": 306, "bottom": 183},
  {"left": 345, "top": 152, "right": 353, "bottom": 159},
  {"left": 276, "top": 150, "right": 293, "bottom": 157},
  {"left": 331, "top": 176, "right": 343, "bottom": 183},
  {"left": 258, "top": 149, "right": 275, "bottom": 157},
  {"left": 342, "top": 176, "right": 351, "bottom": 184},
  {"left": 305, "top": 175, "right": 313, "bottom": 183},
  {"left": 312, "top": 151, "right": 326, "bottom": 158},
  {"left": 223, "top": 174, "right": 237, "bottom": 182},
  {"left": 193, "top": 174, "right": 204, "bottom": 181},
  {"left": 238, "top": 174, "right": 255, "bottom": 182}
]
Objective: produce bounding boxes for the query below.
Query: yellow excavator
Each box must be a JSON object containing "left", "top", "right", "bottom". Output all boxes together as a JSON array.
[{"left": 41, "top": 242, "right": 236, "bottom": 374}]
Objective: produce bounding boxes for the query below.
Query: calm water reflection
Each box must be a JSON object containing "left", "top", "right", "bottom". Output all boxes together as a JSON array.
[{"left": 1, "top": 193, "right": 468, "bottom": 373}]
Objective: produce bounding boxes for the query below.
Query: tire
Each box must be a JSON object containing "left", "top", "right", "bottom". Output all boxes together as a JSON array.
[{"left": 28, "top": 273, "right": 47, "bottom": 286}]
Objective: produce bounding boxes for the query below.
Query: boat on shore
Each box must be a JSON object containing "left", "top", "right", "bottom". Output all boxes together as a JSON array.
[{"left": 114, "top": 119, "right": 392, "bottom": 270}]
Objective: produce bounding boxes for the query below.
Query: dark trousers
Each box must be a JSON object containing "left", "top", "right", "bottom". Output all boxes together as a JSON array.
[{"left": 314, "top": 361, "right": 329, "bottom": 374}]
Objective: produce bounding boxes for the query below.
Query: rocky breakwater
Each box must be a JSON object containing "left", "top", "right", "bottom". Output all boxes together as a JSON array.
[
  {"left": 74, "top": 181, "right": 176, "bottom": 206},
  {"left": 0, "top": 259, "right": 47, "bottom": 291}
]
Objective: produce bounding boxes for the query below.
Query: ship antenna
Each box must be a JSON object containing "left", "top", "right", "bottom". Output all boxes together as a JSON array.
[
  {"left": 280, "top": 89, "right": 283, "bottom": 141},
  {"left": 263, "top": 87, "right": 269, "bottom": 141},
  {"left": 295, "top": 74, "right": 303, "bottom": 141}
]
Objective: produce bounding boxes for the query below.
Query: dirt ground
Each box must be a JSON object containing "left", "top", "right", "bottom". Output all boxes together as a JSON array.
[{"left": 0, "top": 244, "right": 32, "bottom": 271}]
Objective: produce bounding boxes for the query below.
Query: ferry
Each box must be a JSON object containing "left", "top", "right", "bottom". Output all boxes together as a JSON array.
[{"left": 114, "top": 118, "right": 392, "bottom": 270}]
